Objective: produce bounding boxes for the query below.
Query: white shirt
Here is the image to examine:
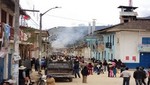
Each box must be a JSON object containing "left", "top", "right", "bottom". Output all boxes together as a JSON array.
[{"left": 121, "top": 70, "right": 131, "bottom": 78}]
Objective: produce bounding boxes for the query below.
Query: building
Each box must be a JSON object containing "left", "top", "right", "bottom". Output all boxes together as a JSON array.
[
  {"left": 95, "top": 5, "right": 150, "bottom": 68},
  {"left": 0, "top": 0, "right": 32, "bottom": 82}
]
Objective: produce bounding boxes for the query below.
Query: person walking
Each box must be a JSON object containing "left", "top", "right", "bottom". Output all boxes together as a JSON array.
[
  {"left": 133, "top": 67, "right": 143, "bottom": 85},
  {"left": 120, "top": 67, "right": 131, "bottom": 85},
  {"left": 139, "top": 67, "right": 147, "bottom": 85},
  {"left": 81, "top": 66, "right": 89, "bottom": 83},
  {"left": 73, "top": 60, "right": 81, "bottom": 78}
]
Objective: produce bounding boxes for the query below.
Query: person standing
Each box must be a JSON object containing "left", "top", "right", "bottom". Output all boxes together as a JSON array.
[
  {"left": 103, "top": 59, "right": 108, "bottom": 72},
  {"left": 35, "top": 58, "right": 40, "bottom": 71},
  {"left": 120, "top": 67, "right": 131, "bottom": 85},
  {"left": 31, "top": 57, "right": 35, "bottom": 69},
  {"left": 19, "top": 65, "right": 27, "bottom": 85},
  {"left": 87, "top": 63, "right": 93, "bottom": 75},
  {"left": 23, "top": 58, "right": 32, "bottom": 79},
  {"left": 81, "top": 66, "right": 89, "bottom": 83},
  {"left": 113, "top": 67, "right": 117, "bottom": 77}
]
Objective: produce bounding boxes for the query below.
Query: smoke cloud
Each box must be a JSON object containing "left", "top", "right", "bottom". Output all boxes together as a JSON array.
[{"left": 51, "top": 26, "right": 88, "bottom": 48}]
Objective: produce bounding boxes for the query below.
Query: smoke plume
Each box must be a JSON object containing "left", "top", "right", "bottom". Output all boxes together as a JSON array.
[{"left": 51, "top": 26, "right": 88, "bottom": 48}]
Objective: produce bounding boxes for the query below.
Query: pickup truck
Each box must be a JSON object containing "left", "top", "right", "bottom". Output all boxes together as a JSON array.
[{"left": 46, "top": 60, "right": 74, "bottom": 82}]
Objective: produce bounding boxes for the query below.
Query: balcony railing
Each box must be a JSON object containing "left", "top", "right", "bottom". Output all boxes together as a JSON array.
[{"left": 106, "top": 42, "right": 112, "bottom": 49}]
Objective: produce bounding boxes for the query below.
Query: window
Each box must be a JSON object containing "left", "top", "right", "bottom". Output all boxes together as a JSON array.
[
  {"left": 111, "top": 54, "right": 113, "bottom": 60},
  {"left": 1, "top": 9, "right": 7, "bottom": 23},
  {"left": 110, "top": 35, "right": 111, "bottom": 43},
  {"left": 107, "top": 36, "right": 109, "bottom": 42},
  {"left": 142, "top": 37, "right": 150, "bottom": 44},
  {"left": 9, "top": 14, "right": 13, "bottom": 26},
  {"left": 112, "top": 35, "right": 114, "bottom": 45},
  {"left": 124, "top": 20, "right": 129, "bottom": 23}
]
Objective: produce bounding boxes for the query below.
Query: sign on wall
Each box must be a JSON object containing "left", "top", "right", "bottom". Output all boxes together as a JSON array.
[{"left": 124, "top": 55, "right": 137, "bottom": 62}]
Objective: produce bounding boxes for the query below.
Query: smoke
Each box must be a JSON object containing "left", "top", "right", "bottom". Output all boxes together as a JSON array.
[{"left": 51, "top": 26, "right": 88, "bottom": 48}]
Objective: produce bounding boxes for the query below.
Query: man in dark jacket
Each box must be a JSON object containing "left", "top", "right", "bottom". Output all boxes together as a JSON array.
[
  {"left": 73, "top": 60, "right": 81, "bottom": 78},
  {"left": 140, "top": 67, "right": 147, "bottom": 85},
  {"left": 81, "top": 66, "right": 89, "bottom": 83},
  {"left": 133, "top": 67, "right": 143, "bottom": 85}
]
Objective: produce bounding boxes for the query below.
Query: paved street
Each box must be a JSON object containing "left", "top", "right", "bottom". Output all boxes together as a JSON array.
[{"left": 30, "top": 69, "right": 148, "bottom": 85}]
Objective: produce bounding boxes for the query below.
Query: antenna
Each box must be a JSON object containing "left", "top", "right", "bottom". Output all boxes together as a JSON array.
[{"left": 129, "top": 0, "right": 133, "bottom": 6}]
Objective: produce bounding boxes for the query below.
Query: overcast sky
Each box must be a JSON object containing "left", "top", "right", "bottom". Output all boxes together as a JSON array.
[{"left": 20, "top": 0, "right": 150, "bottom": 29}]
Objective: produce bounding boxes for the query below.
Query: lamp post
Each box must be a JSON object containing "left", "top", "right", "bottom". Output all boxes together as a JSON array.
[{"left": 39, "top": 6, "right": 61, "bottom": 70}]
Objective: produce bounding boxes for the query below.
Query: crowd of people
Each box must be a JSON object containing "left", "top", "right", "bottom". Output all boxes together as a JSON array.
[
  {"left": 73, "top": 57, "right": 150, "bottom": 85},
  {"left": 1, "top": 55, "right": 150, "bottom": 85}
]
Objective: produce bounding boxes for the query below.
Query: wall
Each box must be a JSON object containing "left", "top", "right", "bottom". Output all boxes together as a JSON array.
[
  {"left": 118, "top": 31, "right": 139, "bottom": 63},
  {"left": 82, "top": 47, "right": 91, "bottom": 59}
]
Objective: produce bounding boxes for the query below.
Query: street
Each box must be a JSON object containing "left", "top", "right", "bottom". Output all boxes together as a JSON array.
[
  {"left": 55, "top": 71, "right": 139, "bottom": 85},
  {"left": 30, "top": 69, "right": 149, "bottom": 85}
]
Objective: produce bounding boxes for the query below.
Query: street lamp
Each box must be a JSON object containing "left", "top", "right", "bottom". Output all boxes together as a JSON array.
[{"left": 39, "top": 6, "right": 61, "bottom": 70}]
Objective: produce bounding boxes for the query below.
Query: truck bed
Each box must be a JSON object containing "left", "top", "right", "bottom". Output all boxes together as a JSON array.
[{"left": 46, "top": 60, "right": 74, "bottom": 82}]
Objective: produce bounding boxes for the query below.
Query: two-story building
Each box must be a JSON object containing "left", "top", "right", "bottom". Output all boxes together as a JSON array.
[
  {"left": 0, "top": 0, "right": 32, "bottom": 82},
  {"left": 95, "top": 6, "right": 150, "bottom": 68}
]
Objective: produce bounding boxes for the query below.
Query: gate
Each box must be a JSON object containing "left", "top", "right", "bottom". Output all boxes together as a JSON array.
[{"left": 0, "top": 58, "right": 4, "bottom": 83}]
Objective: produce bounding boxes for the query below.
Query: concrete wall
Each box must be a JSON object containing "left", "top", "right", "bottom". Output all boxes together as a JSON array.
[
  {"left": 116, "top": 31, "right": 150, "bottom": 63},
  {"left": 118, "top": 31, "right": 139, "bottom": 63}
]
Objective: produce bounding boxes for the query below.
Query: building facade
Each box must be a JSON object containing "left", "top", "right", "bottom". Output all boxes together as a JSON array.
[{"left": 95, "top": 5, "right": 150, "bottom": 68}]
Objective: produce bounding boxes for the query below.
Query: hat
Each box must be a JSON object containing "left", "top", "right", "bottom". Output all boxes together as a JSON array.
[
  {"left": 19, "top": 65, "right": 26, "bottom": 70},
  {"left": 47, "top": 75, "right": 52, "bottom": 78},
  {"left": 6, "top": 79, "right": 16, "bottom": 84}
]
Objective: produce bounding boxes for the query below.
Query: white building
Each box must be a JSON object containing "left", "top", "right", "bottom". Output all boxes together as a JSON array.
[{"left": 95, "top": 6, "right": 150, "bottom": 68}]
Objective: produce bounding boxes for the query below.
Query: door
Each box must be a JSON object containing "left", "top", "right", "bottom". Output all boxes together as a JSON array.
[
  {"left": 140, "top": 52, "right": 150, "bottom": 68},
  {"left": 0, "top": 58, "right": 4, "bottom": 82},
  {"left": 8, "top": 54, "right": 12, "bottom": 79}
]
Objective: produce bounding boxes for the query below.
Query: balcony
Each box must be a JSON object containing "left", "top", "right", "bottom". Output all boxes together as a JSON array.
[
  {"left": 138, "top": 44, "right": 150, "bottom": 52},
  {"left": 106, "top": 42, "right": 112, "bottom": 49}
]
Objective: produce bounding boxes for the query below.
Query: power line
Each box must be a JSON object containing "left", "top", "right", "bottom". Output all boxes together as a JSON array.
[
  {"left": 29, "top": 18, "right": 39, "bottom": 27},
  {"left": 46, "top": 14, "right": 91, "bottom": 23},
  {"left": 46, "top": 14, "right": 103, "bottom": 25}
]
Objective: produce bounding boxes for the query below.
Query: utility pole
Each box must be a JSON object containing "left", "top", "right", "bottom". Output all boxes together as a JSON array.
[
  {"left": 39, "top": 6, "right": 61, "bottom": 71},
  {"left": 12, "top": 0, "right": 20, "bottom": 85}
]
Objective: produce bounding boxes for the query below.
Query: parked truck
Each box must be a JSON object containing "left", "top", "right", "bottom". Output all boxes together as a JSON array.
[{"left": 46, "top": 59, "right": 74, "bottom": 82}]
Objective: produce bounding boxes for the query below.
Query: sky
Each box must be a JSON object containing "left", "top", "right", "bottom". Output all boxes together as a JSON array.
[{"left": 20, "top": 0, "right": 150, "bottom": 30}]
